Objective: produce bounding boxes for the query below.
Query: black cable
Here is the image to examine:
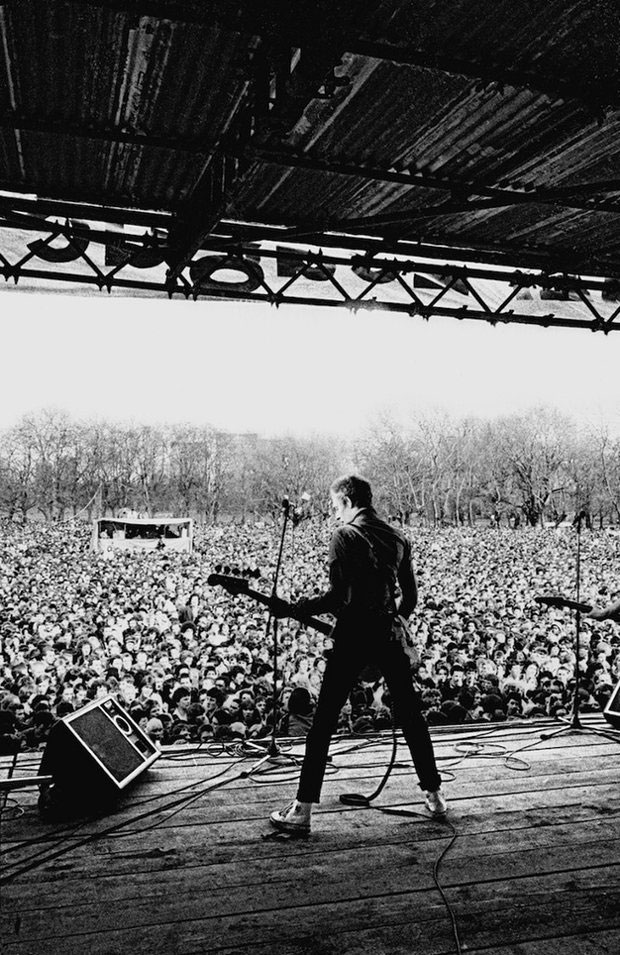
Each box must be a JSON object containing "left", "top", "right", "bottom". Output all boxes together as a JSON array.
[
  {"left": 333, "top": 707, "right": 464, "bottom": 952},
  {"left": 0, "top": 798, "right": 24, "bottom": 820},
  {"left": 339, "top": 701, "right": 400, "bottom": 807},
  {"left": 0, "top": 770, "right": 241, "bottom": 884},
  {"left": 247, "top": 761, "right": 340, "bottom": 785},
  {"left": 0, "top": 753, "right": 238, "bottom": 859},
  {"left": 376, "top": 805, "right": 462, "bottom": 954},
  {"left": 0, "top": 802, "right": 99, "bottom": 857},
  {"left": 0, "top": 733, "right": 382, "bottom": 862},
  {"left": 121, "top": 759, "right": 248, "bottom": 836},
  {"left": 0, "top": 757, "right": 246, "bottom": 884},
  {"left": 336, "top": 715, "right": 513, "bottom": 806},
  {"left": 333, "top": 720, "right": 551, "bottom": 955},
  {"left": 339, "top": 727, "right": 398, "bottom": 806}
]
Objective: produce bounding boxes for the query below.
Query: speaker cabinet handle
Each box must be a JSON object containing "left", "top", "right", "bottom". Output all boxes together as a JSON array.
[{"left": 114, "top": 715, "right": 132, "bottom": 735}]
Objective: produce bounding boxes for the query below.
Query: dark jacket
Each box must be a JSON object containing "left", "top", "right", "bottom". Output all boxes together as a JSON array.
[{"left": 299, "top": 507, "right": 417, "bottom": 625}]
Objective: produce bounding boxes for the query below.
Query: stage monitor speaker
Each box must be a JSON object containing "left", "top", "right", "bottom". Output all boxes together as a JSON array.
[
  {"left": 38, "top": 695, "right": 160, "bottom": 816},
  {"left": 603, "top": 679, "right": 620, "bottom": 730}
]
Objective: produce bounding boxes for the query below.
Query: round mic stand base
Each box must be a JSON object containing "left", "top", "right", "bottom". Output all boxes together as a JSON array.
[
  {"left": 539, "top": 708, "right": 620, "bottom": 744},
  {"left": 247, "top": 747, "right": 301, "bottom": 774}
]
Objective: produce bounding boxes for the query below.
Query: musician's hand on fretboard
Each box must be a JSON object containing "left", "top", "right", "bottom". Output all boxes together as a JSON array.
[{"left": 270, "top": 597, "right": 293, "bottom": 619}]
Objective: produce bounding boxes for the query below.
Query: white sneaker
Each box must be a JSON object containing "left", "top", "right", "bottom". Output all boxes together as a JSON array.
[
  {"left": 424, "top": 788, "right": 448, "bottom": 817},
  {"left": 269, "top": 800, "right": 311, "bottom": 835}
]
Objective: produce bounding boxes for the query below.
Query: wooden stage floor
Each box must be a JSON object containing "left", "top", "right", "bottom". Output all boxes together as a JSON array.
[{"left": 1, "top": 716, "right": 620, "bottom": 955}]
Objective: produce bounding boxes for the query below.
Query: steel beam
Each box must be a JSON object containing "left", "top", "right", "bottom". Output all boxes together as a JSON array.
[
  {"left": 165, "top": 102, "right": 252, "bottom": 281},
  {"left": 347, "top": 40, "right": 617, "bottom": 112},
  {"left": 166, "top": 12, "right": 354, "bottom": 279},
  {"left": 2, "top": 187, "right": 620, "bottom": 284},
  {"left": 0, "top": 177, "right": 175, "bottom": 217},
  {"left": 0, "top": 111, "right": 216, "bottom": 154},
  {"left": 242, "top": 146, "right": 620, "bottom": 218},
  {"left": 207, "top": 219, "right": 620, "bottom": 280},
  {"left": 0, "top": 192, "right": 172, "bottom": 228}
]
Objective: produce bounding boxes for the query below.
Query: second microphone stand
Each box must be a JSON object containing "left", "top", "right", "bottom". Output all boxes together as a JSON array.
[
  {"left": 541, "top": 512, "right": 619, "bottom": 744},
  {"left": 247, "top": 498, "right": 301, "bottom": 773}
]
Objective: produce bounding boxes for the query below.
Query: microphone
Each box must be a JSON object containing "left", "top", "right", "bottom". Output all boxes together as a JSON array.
[
  {"left": 572, "top": 510, "right": 587, "bottom": 529},
  {"left": 292, "top": 492, "right": 312, "bottom": 526}
]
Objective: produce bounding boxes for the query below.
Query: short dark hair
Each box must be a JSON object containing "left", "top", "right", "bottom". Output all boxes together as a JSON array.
[
  {"left": 330, "top": 474, "right": 372, "bottom": 508},
  {"left": 288, "top": 687, "right": 314, "bottom": 716},
  {"left": 171, "top": 686, "right": 191, "bottom": 705}
]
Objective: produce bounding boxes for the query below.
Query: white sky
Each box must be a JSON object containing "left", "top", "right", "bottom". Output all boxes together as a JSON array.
[{"left": 2, "top": 288, "right": 620, "bottom": 437}]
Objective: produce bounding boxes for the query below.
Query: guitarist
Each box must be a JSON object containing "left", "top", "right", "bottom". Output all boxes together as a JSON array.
[{"left": 269, "top": 474, "right": 446, "bottom": 835}]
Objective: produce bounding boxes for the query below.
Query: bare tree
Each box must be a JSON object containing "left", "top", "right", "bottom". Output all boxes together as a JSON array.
[
  {"left": 355, "top": 414, "right": 423, "bottom": 523},
  {"left": 0, "top": 423, "right": 37, "bottom": 523},
  {"left": 489, "top": 409, "right": 571, "bottom": 526}
]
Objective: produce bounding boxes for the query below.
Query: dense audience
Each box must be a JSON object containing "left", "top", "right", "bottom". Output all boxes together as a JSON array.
[{"left": 2, "top": 517, "right": 620, "bottom": 755}]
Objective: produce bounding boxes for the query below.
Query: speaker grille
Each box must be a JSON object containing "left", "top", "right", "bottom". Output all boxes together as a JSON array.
[{"left": 70, "top": 706, "right": 144, "bottom": 783}]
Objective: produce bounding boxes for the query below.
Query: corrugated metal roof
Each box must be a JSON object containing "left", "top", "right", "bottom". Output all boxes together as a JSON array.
[
  {"left": 0, "top": 1, "right": 254, "bottom": 205},
  {"left": 0, "top": 0, "right": 619, "bottom": 276}
]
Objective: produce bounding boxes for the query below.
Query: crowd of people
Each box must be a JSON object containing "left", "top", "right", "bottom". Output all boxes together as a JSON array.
[{"left": 2, "top": 516, "right": 620, "bottom": 755}]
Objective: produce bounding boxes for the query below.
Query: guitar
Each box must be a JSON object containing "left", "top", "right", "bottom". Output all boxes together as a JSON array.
[
  {"left": 207, "top": 574, "right": 334, "bottom": 636},
  {"left": 535, "top": 595, "right": 592, "bottom": 614}
]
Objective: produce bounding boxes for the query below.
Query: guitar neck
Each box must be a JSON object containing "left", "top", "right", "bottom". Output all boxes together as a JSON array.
[
  {"left": 536, "top": 595, "right": 592, "bottom": 613},
  {"left": 245, "top": 587, "right": 333, "bottom": 637}
]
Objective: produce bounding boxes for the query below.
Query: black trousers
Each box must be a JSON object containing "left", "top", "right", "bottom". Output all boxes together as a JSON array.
[{"left": 296, "top": 628, "right": 442, "bottom": 803}]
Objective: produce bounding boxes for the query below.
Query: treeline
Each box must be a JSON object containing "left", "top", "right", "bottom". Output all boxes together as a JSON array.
[{"left": 2, "top": 408, "right": 620, "bottom": 527}]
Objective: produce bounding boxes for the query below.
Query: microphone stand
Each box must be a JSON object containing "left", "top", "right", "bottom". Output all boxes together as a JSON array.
[
  {"left": 541, "top": 511, "right": 619, "bottom": 743},
  {"left": 247, "top": 498, "right": 301, "bottom": 773}
]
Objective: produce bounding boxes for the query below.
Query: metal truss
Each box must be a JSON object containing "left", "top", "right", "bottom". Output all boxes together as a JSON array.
[
  {"left": 1, "top": 211, "right": 620, "bottom": 332},
  {"left": 3, "top": 193, "right": 619, "bottom": 280}
]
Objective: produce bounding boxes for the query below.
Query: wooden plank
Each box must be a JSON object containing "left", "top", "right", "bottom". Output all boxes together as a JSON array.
[
  {"left": 3, "top": 780, "right": 619, "bottom": 878},
  {"left": 4, "top": 831, "right": 620, "bottom": 933},
  {"left": 202, "top": 927, "right": 620, "bottom": 955},
  {"left": 4, "top": 755, "right": 619, "bottom": 845},
  {"left": 2, "top": 723, "right": 619, "bottom": 955},
  {"left": 110, "top": 743, "right": 620, "bottom": 791},
  {"left": 2, "top": 728, "right": 618, "bottom": 809},
  {"left": 3, "top": 867, "right": 620, "bottom": 955},
  {"left": 3, "top": 807, "right": 619, "bottom": 894},
  {"left": 461, "top": 930, "right": 620, "bottom": 955},
  {"left": 3, "top": 801, "right": 620, "bottom": 933},
  {"left": 2, "top": 799, "right": 618, "bottom": 888},
  {"left": 2, "top": 719, "right": 616, "bottom": 783}
]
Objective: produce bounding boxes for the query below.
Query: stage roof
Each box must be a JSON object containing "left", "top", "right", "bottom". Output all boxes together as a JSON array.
[{"left": 2, "top": 0, "right": 620, "bottom": 330}]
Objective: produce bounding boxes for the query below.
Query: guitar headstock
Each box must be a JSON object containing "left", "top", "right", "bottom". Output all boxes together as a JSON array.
[{"left": 207, "top": 574, "right": 250, "bottom": 596}]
